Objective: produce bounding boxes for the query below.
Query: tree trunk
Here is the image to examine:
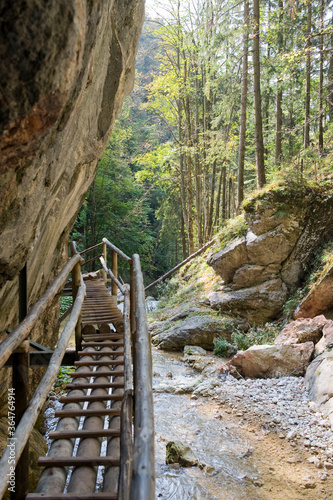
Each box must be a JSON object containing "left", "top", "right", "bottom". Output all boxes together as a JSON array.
[
  {"left": 180, "top": 209, "right": 187, "bottom": 259},
  {"left": 328, "top": 9, "right": 333, "bottom": 120},
  {"left": 237, "top": 0, "right": 249, "bottom": 212},
  {"left": 214, "top": 161, "right": 226, "bottom": 231},
  {"left": 275, "top": 0, "right": 283, "bottom": 165},
  {"left": 318, "top": 0, "right": 324, "bottom": 153},
  {"left": 253, "top": 0, "right": 266, "bottom": 187},
  {"left": 304, "top": 0, "right": 311, "bottom": 149},
  {"left": 222, "top": 166, "right": 227, "bottom": 221},
  {"left": 194, "top": 67, "right": 203, "bottom": 247},
  {"left": 207, "top": 159, "right": 217, "bottom": 238}
]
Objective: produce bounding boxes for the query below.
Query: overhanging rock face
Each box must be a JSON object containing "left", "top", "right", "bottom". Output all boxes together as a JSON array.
[{"left": 0, "top": 1, "right": 144, "bottom": 338}]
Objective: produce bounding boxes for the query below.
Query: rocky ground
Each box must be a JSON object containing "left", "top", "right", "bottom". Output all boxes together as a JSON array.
[{"left": 153, "top": 349, "right": 333, "bottom": 498}]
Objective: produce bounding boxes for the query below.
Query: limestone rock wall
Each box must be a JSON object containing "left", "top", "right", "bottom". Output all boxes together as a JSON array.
[
  {"left": 0, "top": 1, "right": 144, "bottom": 340},
  {"left": 207, "top": 185, "right": 333, "bottom": 324}
]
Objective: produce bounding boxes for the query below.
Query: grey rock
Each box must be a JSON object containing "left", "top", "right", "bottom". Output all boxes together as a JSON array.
[
  {"left": 184, "top": 345, "right": 207, "bottom": 356},
  {"left": 207, "top": 237, "right": 248, "bottom": 284},
  {"left": 152, "top": 315, "right": 234, "bottom": 350},
  {"left": 209, "top": 279, "right": 288, "bottom": 325}
]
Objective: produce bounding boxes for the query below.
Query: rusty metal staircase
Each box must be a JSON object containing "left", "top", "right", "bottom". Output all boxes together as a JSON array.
[{"left": 0, "top": 238, "right": 155, "bottom": 500}]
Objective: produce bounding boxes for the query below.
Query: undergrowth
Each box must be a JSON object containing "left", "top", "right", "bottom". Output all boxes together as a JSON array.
[{"left": 213, "top": 324, "right": 280, "bottom": 358}]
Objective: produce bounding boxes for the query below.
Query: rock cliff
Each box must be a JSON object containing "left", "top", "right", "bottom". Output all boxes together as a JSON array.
[
  {"left": 0, "top": 1, "right": 144, "bottom": 346},
  {"left": 207, "top": 183, "right": 333, "bottom": 324}
]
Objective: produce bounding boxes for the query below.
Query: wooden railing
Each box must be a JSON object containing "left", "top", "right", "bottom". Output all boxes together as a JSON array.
[{"left": 0, "top": 238, "right": 155, "bottom": 500}]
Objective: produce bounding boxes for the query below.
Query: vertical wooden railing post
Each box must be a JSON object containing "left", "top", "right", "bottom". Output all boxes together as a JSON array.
[
  {"left": 130, "top": 260, "right": 136, "bottom": 393},
  {"left": 13, "top": 264, "right": 30, "bottom": 500},
  {"left": 111, "top": 250, "right": 118, "bottom": 297},
  {"left": 102, "top": 241, "right": 107, "bottom": 283},
  {"left": 70, "top": 242, "right": 82, "bottom": 354}
]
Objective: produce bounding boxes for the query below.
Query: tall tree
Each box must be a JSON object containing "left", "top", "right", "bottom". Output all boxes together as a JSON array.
[
  {"left": 237, "top": 0, "right": 249, "bottom": 211},
  {"left": 304, "top": 0, "right": 312, "bottom": 149},
  {"left": 275, "top": 0, "right": 284, "bottom": 165},
  {"left": 253, "top": 0, "right": 266, "bottom": 187},
  {"left": 318, "top": 0, "right": 324, "bottom": 153}
]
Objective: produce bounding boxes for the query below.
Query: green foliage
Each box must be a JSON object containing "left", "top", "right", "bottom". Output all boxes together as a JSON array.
[
  {"left": 231, "top": 332, "right": 250, "bottom": 351},
  {"left": 213, "top": 214, "right": 248, "bottom": 251},
  {"left": 213, "top": 323, "right": 280, "bottom": 358},
  {"left": 60, "top": 296, "right": 73, "bottom": 317},
  {"left": 54, "top": 366, "right": 75, "bottom": 389},
  {"left": 213, "top": 338, "right": 237, "bottom": 358}
]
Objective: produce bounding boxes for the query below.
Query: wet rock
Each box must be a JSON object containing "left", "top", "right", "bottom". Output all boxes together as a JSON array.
[
  {"left": 274, "top": 316, "right": 327, "bottom": 345},
  {"left": 224, "top": 342, "right": 314, "bottom": 378},
  {"left": 152, "top": 316, "right": 234, "bottom": 350},
  {"left": 166, "top": 440, "right": 198, "bottom": 467},
  {"left": 184, "top": 345, "right": 207, "bottom": 356}
]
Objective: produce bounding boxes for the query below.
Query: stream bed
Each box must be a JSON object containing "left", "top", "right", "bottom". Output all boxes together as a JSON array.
[
  {"left": 153, "top": 348, "right": 333, "bottom": 500},
  {"left": 44, "top": 347, "right": 333, "bottom": 499}
]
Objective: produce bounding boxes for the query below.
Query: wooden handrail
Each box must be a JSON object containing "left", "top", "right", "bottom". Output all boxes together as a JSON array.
[
  {"left": 99, "top": 256, "right": 126, "bottom": 295},
  {"left": 131, "top": 254, "right": 155, "bottom": 500},
  {"left": 145, "top": 238, "right": 216, "bottom": 291},
  {"left": 81, "top": 253, "right": 103, "bottom": 267},
  {"left": 0, "top": 279, "right": 86, "bottom": 499},
  {"left": 80, "top": 242, "right": 104, "bottom": 255},
  {"left": 0, "top": 253, "right": 83, "bottom": 370},
  {"left": 103, "top": 238, "right": 132, "bottom": 263}
]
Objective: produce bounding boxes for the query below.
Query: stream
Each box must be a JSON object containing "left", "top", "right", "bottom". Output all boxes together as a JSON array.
[
  {"left": 152, "top": 348, "right": 333, "bottom": 500},
  {"left": 44, "top": 347, "right": 333, "bottom": 499},
  {"left": 153, "top": 349, "right": 266, "bottom": 500}
]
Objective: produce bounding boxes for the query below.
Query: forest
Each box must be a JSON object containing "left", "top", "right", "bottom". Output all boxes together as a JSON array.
[{"left": 72, "top": 0, "right": 333, "bottom": 285}]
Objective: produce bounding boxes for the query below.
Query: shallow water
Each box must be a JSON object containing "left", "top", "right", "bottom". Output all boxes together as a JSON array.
[{"left": 153, "top": 349, "right": 266, "bottom": 500}]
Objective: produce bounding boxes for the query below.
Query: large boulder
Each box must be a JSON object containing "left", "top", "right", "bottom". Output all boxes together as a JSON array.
[
  {"left": 207, "top": 237, "right": 247, "bottom": 284},
  {"left": 152, "top": 315, "right": 243, "bottom": 351},
  {"left": 232, "top": 263, "right": 280, "bottom": 290},
  {"left": 209, "top": 279, "right": 288, "bottom": 325},
  {"left": 295, "top": 263, "right": 333, "bottom": 319},
  {"left": 314, "top": 321, "right": 333, "bottom": 356},
  {"left": 305, "top": 352, "right": 333, "bottom": 427},
  {"left": 274, "top": 316, "right": 328, "bottom": 345},
  {"left": 226, "top": 342, "right": 314, "bottom": 378},
  {"left": 207, "top": 183, "right": 333, "bottom": 324}
]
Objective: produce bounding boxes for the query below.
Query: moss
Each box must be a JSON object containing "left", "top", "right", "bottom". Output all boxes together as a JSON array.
[{"left": 242, "top": 178, "right": 333, "bottom": 215}]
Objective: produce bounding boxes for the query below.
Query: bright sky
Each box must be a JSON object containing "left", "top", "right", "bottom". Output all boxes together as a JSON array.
[{"left": 145, "top": 0, "right": 171, "bottom": 18}]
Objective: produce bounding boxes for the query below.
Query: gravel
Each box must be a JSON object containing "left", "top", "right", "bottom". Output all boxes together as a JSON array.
[
  {"left": 208, "top": 375, "right": 333, "bottom": 467},
  {"left": 153, "top": 349, "right": 333, "bottom": 470}
]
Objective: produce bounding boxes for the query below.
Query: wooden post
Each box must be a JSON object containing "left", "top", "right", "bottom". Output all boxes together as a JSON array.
[
  {"left": 12, "top": 340, "right": 30, "bottom": 500},
  {"left": 70, "top": 243, "right": 82, "bottom": 354},
  {"left": 130, "top": 260, "right": 136, "bottom": 394},
  {"left": 111, "top": 250, "right": 118, "bottom": 297},
  {"left": 102, "top": 242, "right": 107, "bottom": 283},
  {"left": 13, "top": 263, "right": 29, "bottom": 499}
]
